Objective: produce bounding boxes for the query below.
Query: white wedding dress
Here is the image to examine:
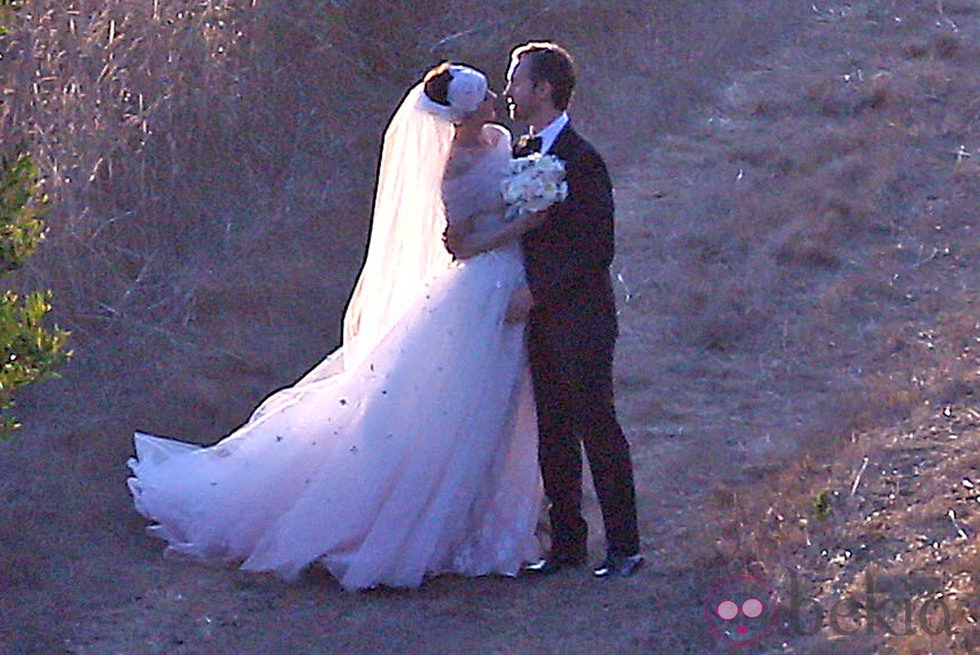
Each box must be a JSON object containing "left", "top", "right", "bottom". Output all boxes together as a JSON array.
[{"left": 127, "top": 122, "right": 542, "bottom": 590}]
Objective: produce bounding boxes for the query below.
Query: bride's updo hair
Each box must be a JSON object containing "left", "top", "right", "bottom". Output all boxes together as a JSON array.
[
  {"left": 423, "top": 62, "right": 453, "bottom": 107},
  {"left": 419, "top": 63, "right": 488, "bottom": 122}
]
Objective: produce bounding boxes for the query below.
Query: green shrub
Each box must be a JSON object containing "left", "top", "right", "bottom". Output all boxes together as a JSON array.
[
  {"left": 0, "top": 1, "right": 20, "bottom": 36},
  {"left": 0, "top": 149, "right": 70, "bottom": 439}
]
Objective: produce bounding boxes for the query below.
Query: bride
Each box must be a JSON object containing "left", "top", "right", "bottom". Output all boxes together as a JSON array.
[{"left": 127, "top": 63, "right": 546, "bottom": 590}]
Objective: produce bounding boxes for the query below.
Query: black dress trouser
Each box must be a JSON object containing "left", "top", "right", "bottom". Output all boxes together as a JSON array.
[{"left": 526, "top": 277, "right": 640, "bottom": 558}]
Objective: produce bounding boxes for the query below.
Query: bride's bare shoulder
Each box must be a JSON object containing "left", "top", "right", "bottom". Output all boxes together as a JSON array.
[{"left": 483, "top": 123, "right": 512, "bottom": 148}]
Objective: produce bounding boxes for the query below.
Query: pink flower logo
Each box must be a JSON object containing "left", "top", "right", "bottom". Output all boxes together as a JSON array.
[{"left": 704, "top": 576, "right": 779, "bottom": 646}]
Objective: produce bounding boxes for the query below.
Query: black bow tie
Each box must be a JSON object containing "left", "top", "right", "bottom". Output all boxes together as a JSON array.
[{"left": 513, "top": 134, "right": 542, "bottom": 157}]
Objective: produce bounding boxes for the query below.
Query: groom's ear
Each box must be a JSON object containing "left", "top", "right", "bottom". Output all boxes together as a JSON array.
[{"left": 533, "top": 79, "right": 554, "bottom": 104}]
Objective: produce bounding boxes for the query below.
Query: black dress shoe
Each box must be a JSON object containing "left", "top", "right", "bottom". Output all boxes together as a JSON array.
[
  {"left": 524, "top": 551, "right": 587, "bottom": 575},
  {"left": 593, "top": 552, "right": 644, "bottom": 578}
]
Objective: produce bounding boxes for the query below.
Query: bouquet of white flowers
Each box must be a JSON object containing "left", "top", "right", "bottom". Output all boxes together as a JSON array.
[{"left": 501, "top": 152, "right": 568, "bottom": 222}]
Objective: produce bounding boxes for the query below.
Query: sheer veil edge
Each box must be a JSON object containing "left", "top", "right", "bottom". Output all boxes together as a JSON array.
[{"left": 251, "top": 84, "right": 455, "bottom": 419}]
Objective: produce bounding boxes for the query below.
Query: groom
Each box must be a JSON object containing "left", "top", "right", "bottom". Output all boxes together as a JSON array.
[{"left": 504, "top": 42, "right": 643, "bottom": 578}]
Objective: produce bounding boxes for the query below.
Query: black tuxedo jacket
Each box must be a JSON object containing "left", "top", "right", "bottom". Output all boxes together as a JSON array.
[{"left": 520, "top": 125, "right": 618, "bottom": 350}]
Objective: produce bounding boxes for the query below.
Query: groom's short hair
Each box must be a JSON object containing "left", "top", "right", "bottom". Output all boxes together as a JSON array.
[{"left": 510, "top": 42, "right": 576, "bottom": 111}]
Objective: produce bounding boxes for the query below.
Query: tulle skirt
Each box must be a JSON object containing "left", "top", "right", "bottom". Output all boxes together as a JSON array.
[{"left": 127, "top": 246, "right": 542, "bottom": 589}]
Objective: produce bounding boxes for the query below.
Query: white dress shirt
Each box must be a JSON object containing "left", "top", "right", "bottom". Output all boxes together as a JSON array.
[{"left": 532, "top": 111, "right": 570, "bottom": 155}]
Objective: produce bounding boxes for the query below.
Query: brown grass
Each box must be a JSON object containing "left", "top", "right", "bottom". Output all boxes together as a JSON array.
[
  {"left": 614, "top": 2, "right": 977, "bottom": 650},
  {"left": 3, "top": 1, "right": 401, "bottom": 345}
]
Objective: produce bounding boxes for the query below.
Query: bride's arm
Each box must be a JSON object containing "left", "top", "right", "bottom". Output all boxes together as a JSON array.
[{"left": 445, "top": 210, "right": 546, "bottom": 260}]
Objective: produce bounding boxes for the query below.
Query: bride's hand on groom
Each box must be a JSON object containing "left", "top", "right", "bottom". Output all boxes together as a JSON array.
[
  {"left": 504, "top": 284, "right": 533, "bottom": 324},
  {"left": 519, "top": 209, "right": 549, "bottom": 232}
]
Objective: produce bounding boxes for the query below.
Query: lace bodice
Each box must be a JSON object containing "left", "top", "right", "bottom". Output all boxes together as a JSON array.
[{"left": 442, "top": 124, "right": 512, "bottom": 236}]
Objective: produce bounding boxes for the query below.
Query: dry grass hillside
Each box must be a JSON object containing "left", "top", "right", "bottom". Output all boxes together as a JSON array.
[{"left": 0, "top": 0, "right": 976, "bottom": 653}]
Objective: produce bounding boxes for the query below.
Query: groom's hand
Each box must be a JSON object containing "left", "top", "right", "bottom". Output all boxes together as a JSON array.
[{"left": 504, "top": 284, "right": 533, "bottom": 323}]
